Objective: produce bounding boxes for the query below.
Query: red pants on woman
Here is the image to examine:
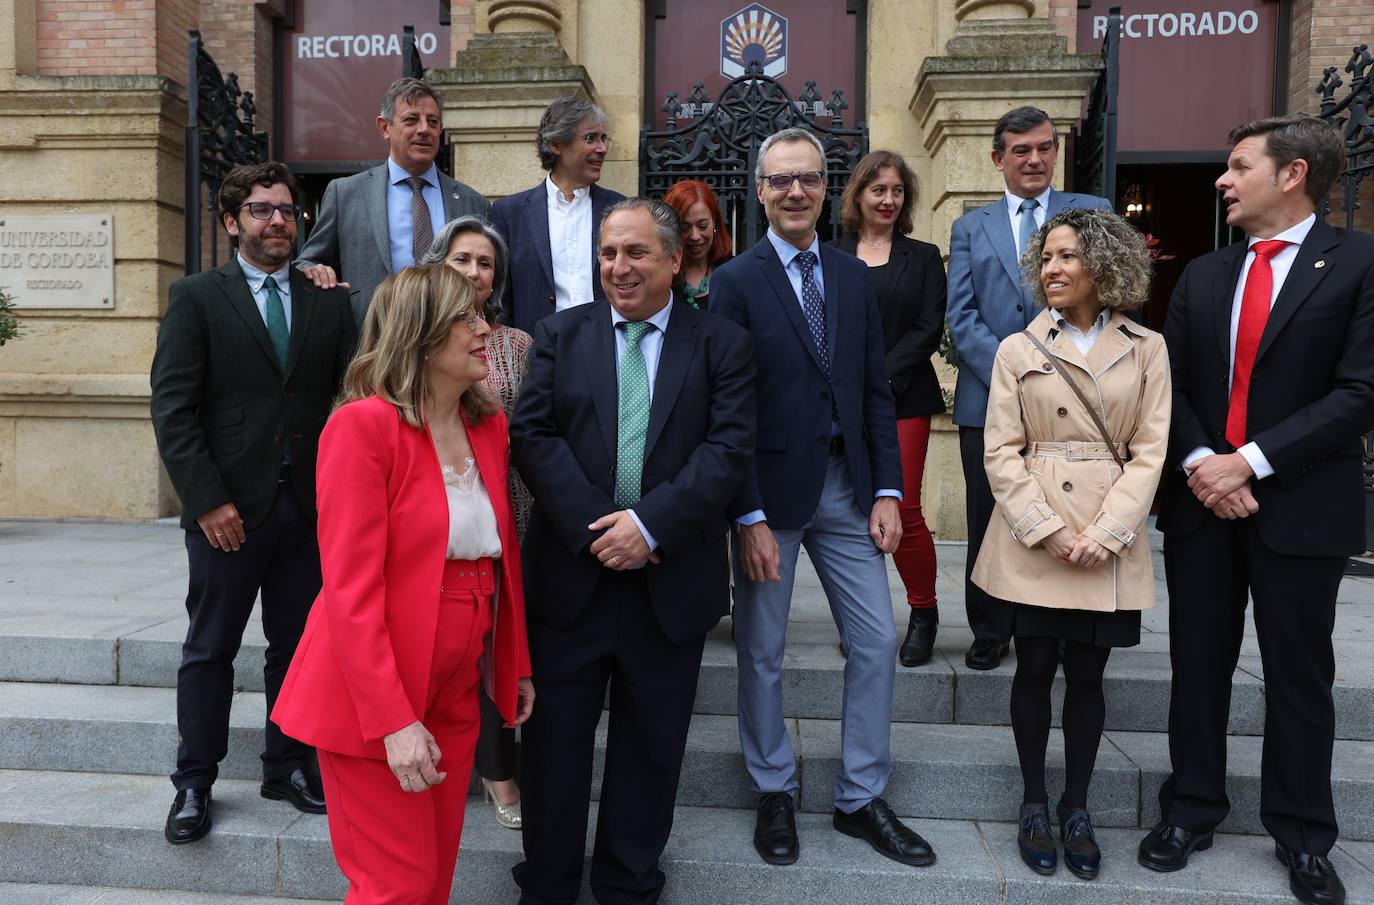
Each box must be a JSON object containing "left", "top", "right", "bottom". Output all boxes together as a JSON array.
[
  {"left": 317, "top": 561, "right": 493, "bottom": 905},
  {"left": 895, "top": 416, "right": 938, "bottom": 609}
]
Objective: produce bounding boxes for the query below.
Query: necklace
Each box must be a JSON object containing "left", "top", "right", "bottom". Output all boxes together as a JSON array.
[
  {"left": 860, "top": 234, "right": 891, "bottom": 249},
  {"left": 682, "top": 271, "right": 711, "bottom": 310}
]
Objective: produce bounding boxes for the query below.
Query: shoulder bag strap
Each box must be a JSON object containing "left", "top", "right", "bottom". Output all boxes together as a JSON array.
[{"left": 1021, "top": 330, "right": 1126, "bottom": 470}]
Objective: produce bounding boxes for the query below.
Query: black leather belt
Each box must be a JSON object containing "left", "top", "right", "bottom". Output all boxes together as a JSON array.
[{"left": 827, "top": 434, "right": 845, "bottom": 456}]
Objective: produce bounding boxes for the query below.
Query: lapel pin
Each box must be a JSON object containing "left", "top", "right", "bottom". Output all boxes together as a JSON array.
[{"left": 1315, "top": 260, "right": 1326, "bottom": 269}]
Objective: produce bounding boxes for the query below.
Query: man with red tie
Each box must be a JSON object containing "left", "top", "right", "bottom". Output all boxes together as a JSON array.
[{"left": 1139, "top": 115, "right": 1374, "bottom": 905}]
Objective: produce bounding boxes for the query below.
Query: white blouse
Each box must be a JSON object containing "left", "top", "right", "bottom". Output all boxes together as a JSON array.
[{"left": 442, "top": 458, "right": 503, "bottom": 561}]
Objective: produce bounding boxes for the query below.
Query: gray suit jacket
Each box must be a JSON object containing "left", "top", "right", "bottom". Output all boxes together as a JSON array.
[
  {"left": 945, "top": 189, "right": 1112, "bottom": 427},
  {"left": 296, "top": 162, "right": 490, "bottom": 327}
]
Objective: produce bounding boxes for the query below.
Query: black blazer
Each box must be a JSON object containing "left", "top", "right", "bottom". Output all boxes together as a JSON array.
[
  {"left": 712, "top": 238, "right": 902, "bottom": 529},
  {"left": 489, "top": 181, "right": 626, "bottom": 336},
  {"left": 1157, "top": 219, "right": 1374, "bottom": 556},
  {"left": 150, "top": 261, "right": 357, "bottom": 531},
  {"left": 510, "top": 299, "right": 756, "bottom": 643},
  {"left": 833, "top": 232, "right": 947, "bottom": 418}
]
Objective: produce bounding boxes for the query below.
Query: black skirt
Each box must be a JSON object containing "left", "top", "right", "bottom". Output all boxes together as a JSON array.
[{"left": 985, "top": 596, "right": 1141, "bottom": 649}]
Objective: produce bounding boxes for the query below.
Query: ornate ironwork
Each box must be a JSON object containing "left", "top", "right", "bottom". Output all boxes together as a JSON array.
[
  {"left": 184, "top": 29, "right": 269, "bottom": 275},
  {"left": 1317, "top": 43, "right": 1374, "bottom": 231},
  {"left": 403, "top": 25, "right": 425, "bottom": 80},
  {"left": 639, "top": 61, "right": 868, "bottom": 244},
  {"left": 1072, "top": 6, "right": 1120, "bottom": 203}
]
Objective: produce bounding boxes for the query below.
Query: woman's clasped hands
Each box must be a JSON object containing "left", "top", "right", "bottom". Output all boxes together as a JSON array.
[{"left": 1040, "top": 527, "right": 1110, "bottom": 569}]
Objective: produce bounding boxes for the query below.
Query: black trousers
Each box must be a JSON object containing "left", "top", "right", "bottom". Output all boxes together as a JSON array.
[
  {"left": 172, "top": 484, "right": 320, "bottom": 790},
  {"left": 475, "top": 690, "right": 516, "bottom": 781},
  {"left": 514, "top": 570, "right": 706, "bottom": 905},
  {"left": 959, "top": 426, "right": 1009, "bottom": 642},
  {"left": 1159, "top": 516, "right": 1342, "bottom": 855}
]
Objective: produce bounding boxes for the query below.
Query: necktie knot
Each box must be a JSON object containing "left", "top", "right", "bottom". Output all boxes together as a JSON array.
[
  {"left": 405, "top": 175, "right": 427, "bottom": 193},
  {"left": 795, "top": 250, "right": 817, "bottom": 275},
  {"left": 1252, "top": 239, "right": 1289, "bottom": 260},
  {"left": 621, "top": 320, "right": 653, "bottom": 346},
  {"left": 1018, "top": 197, "right": 1040, "bottom": 214},
  {"left": 263, "top": 275, "right": 279, "bottom": 292}
]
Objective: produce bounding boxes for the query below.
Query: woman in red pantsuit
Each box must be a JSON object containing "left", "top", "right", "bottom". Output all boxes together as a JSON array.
[{"left": 272, "top": 263, "right": 534, "bottom": 905}]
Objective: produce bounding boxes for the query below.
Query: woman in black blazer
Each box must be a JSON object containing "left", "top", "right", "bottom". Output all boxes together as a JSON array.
[{"left": 833, "top": 150, "right": 948, "bottom": 667}]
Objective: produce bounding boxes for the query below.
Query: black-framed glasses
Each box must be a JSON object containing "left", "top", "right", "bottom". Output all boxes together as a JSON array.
[
  {"left": 240, "top": 202, "right": 303, "bottom": 221},
  {"left": 761, "top": 171, "right": 825, "bottom": 192}
]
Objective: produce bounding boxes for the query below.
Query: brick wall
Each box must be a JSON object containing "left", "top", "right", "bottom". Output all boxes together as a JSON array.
[
  {"left": 450, "top": 0, "right": 477, "bottom": 58},
  {"left": 198, "top": 0, "right": 276, "bottom": 140},
  {"left": 1048, "top": 0, "right": 1077, "bottom": 51},
  {"left": 35, "top": 0, "right": 195, "bottom": 82}
]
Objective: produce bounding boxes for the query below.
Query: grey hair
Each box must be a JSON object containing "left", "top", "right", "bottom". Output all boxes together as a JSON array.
[
  {"left": 537, "top": 97, "right": 608, "bottom": 170},
  {"left": 379, "top": 77, "right": 440, "bottom": 123},
  {"left": 417, "top": 216, "right": 511, "bottom": 321},
  {"left": 599, "top": 198, "right": 682, "bottom": 258},
  {"left": 993, "top": 106, "right": 1058, "bottom": 154},
  {"left": 754, "top": 128, "right": 828, "bottom": 182},
  {"left": 1020, "top": 208, "right": 1151, "bottom": 313}
]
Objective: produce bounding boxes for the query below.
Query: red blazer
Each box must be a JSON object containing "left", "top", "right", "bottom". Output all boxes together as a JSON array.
[{"left": 271, "top": 395, "right": 531, "bottom": 759}]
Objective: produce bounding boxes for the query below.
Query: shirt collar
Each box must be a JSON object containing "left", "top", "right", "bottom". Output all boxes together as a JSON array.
[
  {"left": 388, "top": 158, "right": 439, "bottom": 188},
  {"left": 546, "top": 175, "right": 589, "bottom": 205},
  {"left": 1249, "top": 212, "right": 1316, "bottom": 249},
  {"left": 237, "top": 254, "right": 291, "bottom": 294},
  {"left": 765, "top": 228, "right": 821, "bottom": 270},
  {"left": 1005, "top": 186, "right": 1054, "bottom": 217},
  {"left": 611, "top": 296, "right": 674, "bottom": 334},
  {"left": 1050, "top": 307, "right": 1107, "bottom": 334}
]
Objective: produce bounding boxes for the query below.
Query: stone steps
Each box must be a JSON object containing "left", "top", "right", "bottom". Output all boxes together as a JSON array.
[
  {"left": 2, "top": 769, "right": 1372, "bottom": 905},
  {"left": 4, "top": 681, "right": 1374, "bottom": 840},
  {"left": 0, "top": 883, "right": 335, "bottom": 904}
]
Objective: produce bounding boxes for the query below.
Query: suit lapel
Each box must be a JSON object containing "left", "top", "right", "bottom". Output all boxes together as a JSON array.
[
  {"left": 1255, "top": 220, "right": 1340, "bottom": 365},
  {"left": 645, "top": 303, "right": 695, "bottom": 458},
  {"left": 366, "top": 166, "right": 393, "bottom": 272},
  {"left": 438, "top": 172, "right": 461, "bottom": 220},
  {"left": 819, "top": 243, "right": 840, "bottom": 369},
  {"left": 979, "top": 203, "right": 1023, "bottom": 291},
  {"left": 1213, "top": 242, "right": 1249, "bottom": 365},
  {"left": 883, "top": 238, "right": 912, "bottom": 328},
  {"left": 467, "top": 418, "right": 512, "bottom": 547},
  {"left": 590, "top": 186, "right": 610, "bottom": 301},
  {"left": 284, "top": 271, "right": 317, "bottom": 382},
  {"left": 215, "top": 261, "right": 280, "bottom": 373},
  {"left": 580, "top": 303, "right": 619, "bottom": 463},
  {"left": 757, "top": 242, "right": 829, "bottom": 376},
  {"left": 526, "top": 187, "right": 556, "bottom": 292}
]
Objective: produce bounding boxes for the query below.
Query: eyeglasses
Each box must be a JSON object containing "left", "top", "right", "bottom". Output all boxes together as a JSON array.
[
  {"left": 581, "top": 132, "right": 613, "bottom": 148},
  {"left": 240, "top": 203, "right": 303, "bottom": 221},
  {"left": 457, "top": 310, "right": 488, "bottom": 331},
  {"left": 761, "top": 171, "right": 825, "bottom": 192}
]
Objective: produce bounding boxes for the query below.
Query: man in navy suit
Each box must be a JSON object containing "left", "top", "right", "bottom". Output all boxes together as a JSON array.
[
  {"left": 491, "top": 96, "right": 626, "bottom": 335},
  {"left": 510, "top": 198, "right": 755, "bottom": 905},
  {"left": 713, "top": 128, "right": 934, "bottom": 870},
  {"left": 945, "top": 106, "right": 1112, "bottom": 671}
]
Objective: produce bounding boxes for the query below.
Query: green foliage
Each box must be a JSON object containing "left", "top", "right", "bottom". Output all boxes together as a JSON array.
[{"left": 0, "top": 287, "right": 20, "bottom": 347}]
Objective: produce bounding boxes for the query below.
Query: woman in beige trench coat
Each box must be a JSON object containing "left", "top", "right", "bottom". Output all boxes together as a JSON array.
[{"left": 970, "top": 208, "right": 1170, "bottom": 881}]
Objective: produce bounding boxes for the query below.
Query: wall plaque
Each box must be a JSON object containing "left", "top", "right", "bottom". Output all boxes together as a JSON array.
[{"left": 0, "top": 215, "right": 115, "bottom": 309}]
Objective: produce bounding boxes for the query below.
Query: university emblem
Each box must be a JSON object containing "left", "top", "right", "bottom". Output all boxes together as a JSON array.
[{"left": 720, "top": 3, "right": 788, "bottom": 79}]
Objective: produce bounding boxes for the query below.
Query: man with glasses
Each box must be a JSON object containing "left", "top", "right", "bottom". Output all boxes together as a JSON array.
[
  {"left": 297, "top": 77, "right": 489, "bottom": 327},
  {"left": 490, "top": 96, "right": 625, "bottom": 335},
  {"left": 151, "top": 161, "right": 357, "bottom": 845},
  {"left": 713, "top": 128, "right": 936, "bottom": 869}
]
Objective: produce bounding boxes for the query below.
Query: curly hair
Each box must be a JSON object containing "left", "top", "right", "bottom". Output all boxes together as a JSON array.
[{"left": 1020, "top": 208, "right": 1151, "bottom": 312}]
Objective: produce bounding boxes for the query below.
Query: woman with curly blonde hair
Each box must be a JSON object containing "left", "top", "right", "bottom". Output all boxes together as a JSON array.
[{"left": 971, "top": 207, "right": 1170, "bottom": 881}]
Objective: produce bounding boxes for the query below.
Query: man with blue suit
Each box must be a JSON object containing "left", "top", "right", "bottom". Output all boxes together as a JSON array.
[
  {"left": 490, "top": 97, "right": 625, "bottom": 335},
  {"left": 946, "top": 106, "right": 1112, "bottom": 671},
  {"left": 713, "top": 128, "right": 935, "bottom": 870}
]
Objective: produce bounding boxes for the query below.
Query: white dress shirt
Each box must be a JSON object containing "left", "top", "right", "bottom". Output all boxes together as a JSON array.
[
  {"left": 1050, "top": 308, "right": 1108, "bottom": 355},
  {"left": 611, "top": 298, "right": 675, "bottom": 553},
  {"left": 237, "top": 255, "right": 292, "bottom": 330},
  {"left": 1006, "top": 186, "right": 1053, "bottom": 246},
  {"left": 1182, "top": 213, "right": 1317, "bottom": 480},
  {"left": 386, "top": 158, "right": 445, "bottom": 271},
  {"left": 547, "top": 176, "right": 594, "bottom": 312}
]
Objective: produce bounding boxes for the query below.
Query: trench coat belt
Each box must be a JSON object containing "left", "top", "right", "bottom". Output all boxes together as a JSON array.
[{"left": 1026, "top": 440, "right": 1127, "bottom": 461}]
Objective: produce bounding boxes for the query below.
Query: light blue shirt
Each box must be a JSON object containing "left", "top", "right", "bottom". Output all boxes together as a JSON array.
[
  {"left": 386, "top": 158, "right": 445, "bottom": 271},
  {"left": 610, "top": 298, "right": 675, "bottom": 553},
  {"left": 237, "top": 255, "right": 292, "bottom": 330},
  {"left": 1005, "top": 186, "right": 1053, "bottom": 241},
  {"left": 736, "top": 232, "right": 900, "bottom": 528}
]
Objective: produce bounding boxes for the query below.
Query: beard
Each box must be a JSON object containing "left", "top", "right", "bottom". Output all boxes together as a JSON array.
[{"left": 238, "top": 228, "right": 294, "bottom": 270}]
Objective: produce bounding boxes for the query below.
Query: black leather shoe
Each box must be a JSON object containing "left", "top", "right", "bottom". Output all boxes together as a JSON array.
[
  {"left": 1056, "top": 801, "right": 1101, "bottom": 880},
  {"left": 754, "top": 792, "right": 799, "bottom": 865},
  {"left": 965, "top": 638, "right": 1010, "bottom": 671},
  {"left": 1017, "top": 803, "right": 1057, "bottom": 875},
  {"left": 899, "top": 610, "right": 939, "bottom": 667},
  {"left": 165, "top": 787, "right": 212, "bottom": 845},
  {"left": 1137, "top": 821, "right": 1213, "bottom": 872},
  {"left": 833, "top": 797, "right": 936, "bottom": 867},
  {"left": 1276, "top": 845, "right": 1346, "bottom": 905},
  {"left": 261, "top": 768, "right": 327, "bottom": 814}
]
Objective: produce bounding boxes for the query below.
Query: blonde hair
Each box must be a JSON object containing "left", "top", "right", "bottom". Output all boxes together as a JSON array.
[{"left": 341, "top": 263, "right": 498, "bottom": 428}]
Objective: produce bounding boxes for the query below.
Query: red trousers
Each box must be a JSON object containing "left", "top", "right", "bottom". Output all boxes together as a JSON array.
[
  {"left": 317, "top": 559, "right": 493, "bottom": 905},
  {"left": 895, "top": 416, "right": 937, "bottom": 608}
]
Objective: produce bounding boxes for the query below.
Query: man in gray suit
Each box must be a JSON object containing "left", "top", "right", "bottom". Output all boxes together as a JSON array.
[
  {"left": 297, "top": 77, "right": 489, "bottom": 326},
  {"left": 946, "top": 106, "right": 1112, "bottom": 671}
]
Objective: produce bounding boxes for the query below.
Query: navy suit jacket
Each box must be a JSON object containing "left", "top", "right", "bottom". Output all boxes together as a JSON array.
[
  {"left": 946, "top": 190, "right": 1112, "bottom": 427},
  {"left": 489, "top": 181, "right": 625, "bottom": 335},
  {"left": 510, "top": 300, "right": 756, "bottom": 643},
  {"left": 711, "top": 237, "right": 901, "bottom": 530}
]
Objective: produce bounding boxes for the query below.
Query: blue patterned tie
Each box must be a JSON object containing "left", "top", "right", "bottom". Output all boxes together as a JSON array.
[
  {"left": 615, "top": 321, "right": 653, "bottom": 507},
  {"left": 794, "top": 251, "right": 829, "bottom": 376},
  {"left": 1017, "top": 197, "right": 1040, "bottom": 258}
]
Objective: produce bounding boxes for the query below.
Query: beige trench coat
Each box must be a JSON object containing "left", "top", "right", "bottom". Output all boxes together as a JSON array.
[{"left": 971, "top": 308, "right": 1171, "bottom": 612}]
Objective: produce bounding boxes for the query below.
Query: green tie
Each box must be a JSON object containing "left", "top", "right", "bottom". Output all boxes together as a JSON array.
[
  {"left": 615, "top": 321, "right": 653, "bottom": 508},
  {"left": 264, "top": 275, "right": 291, "bottom": 464}
]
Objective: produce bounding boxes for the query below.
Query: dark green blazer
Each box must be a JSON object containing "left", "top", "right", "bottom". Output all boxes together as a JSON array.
[{"left": 150, "top": 259, "right": 357, "bottom": 531}]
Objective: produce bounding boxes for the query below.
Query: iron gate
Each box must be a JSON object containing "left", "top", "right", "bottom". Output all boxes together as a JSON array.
[{"left": 1072, "top": 6, "right": 1120, "bottom": 203}]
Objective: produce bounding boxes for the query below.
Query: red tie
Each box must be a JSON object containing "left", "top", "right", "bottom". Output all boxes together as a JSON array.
[{"left": 1226, "top": 239, "right": 1290, "bottom": 448}]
